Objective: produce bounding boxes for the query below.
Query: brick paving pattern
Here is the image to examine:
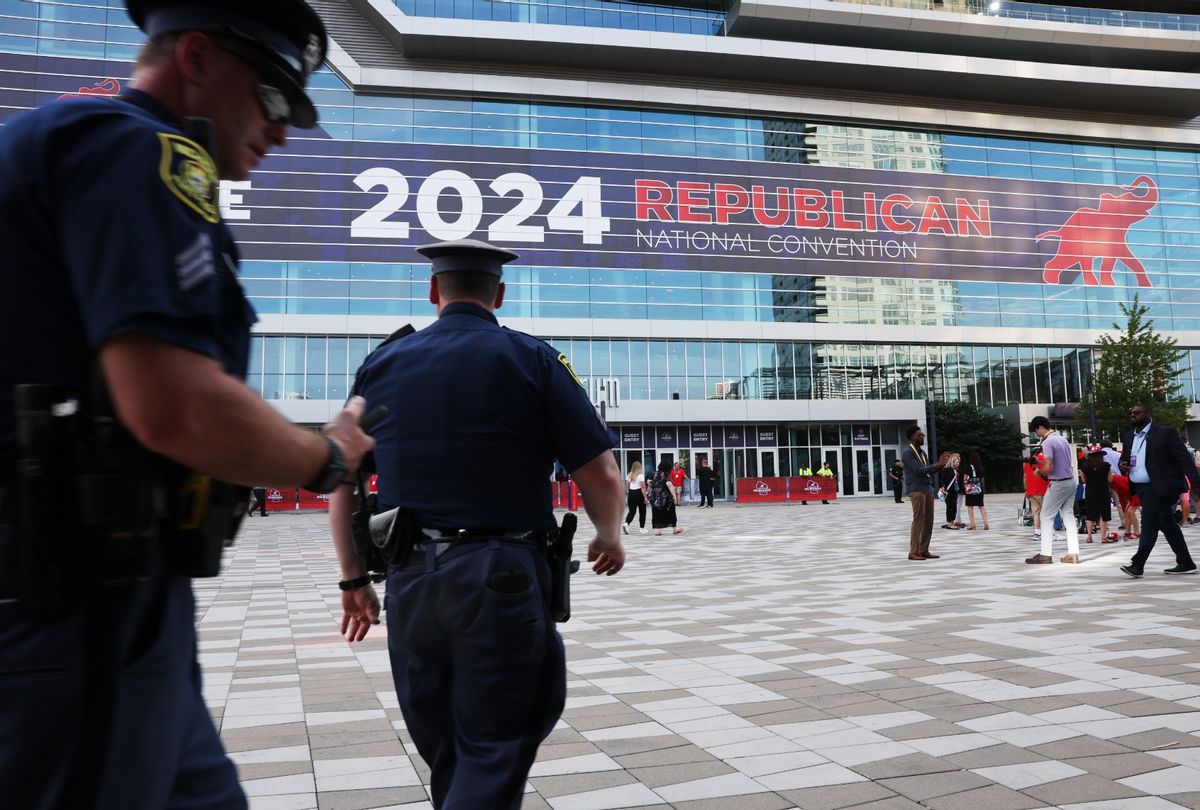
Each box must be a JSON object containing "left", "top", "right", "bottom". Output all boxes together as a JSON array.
[{"left": 199, "top": 494, "right": 1200, "bottom": 809}]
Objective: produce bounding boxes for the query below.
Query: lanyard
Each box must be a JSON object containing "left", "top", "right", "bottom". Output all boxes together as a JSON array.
[
  {"left": 909, "top": 443, "right": 927, "bottom": 465},
  {"left": 1132, "top": 431, "right": 1148, "bottom": 464}
]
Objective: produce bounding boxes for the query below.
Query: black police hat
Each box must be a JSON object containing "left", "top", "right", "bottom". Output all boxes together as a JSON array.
[
  {"left": 126, "top": 0, "right": 328, "bottom": 129},
  {"left": 417, "top": 239, "right": 519, "bottom": 278}
]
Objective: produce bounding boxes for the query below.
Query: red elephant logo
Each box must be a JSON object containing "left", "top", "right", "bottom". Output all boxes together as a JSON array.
[
  {"left": 1038, "top": 175, "right": 1157, "bottom": 287},
  {"left": 58, "top": 78, "right": 121, "bottom": 100}
]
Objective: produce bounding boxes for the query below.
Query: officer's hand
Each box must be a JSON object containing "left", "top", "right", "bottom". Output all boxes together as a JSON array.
[
  {"left": 341, "top": 584, "right": 381, "bottom": 643},
  {"left": 1119, "top": 461, "right": 1130, "bottom": 474},
  {"left": 587, "top": 535, "right": 625, "bottom": 576},
  {"left": 323, "top": 396, "right": 375, "bottom": 473}
]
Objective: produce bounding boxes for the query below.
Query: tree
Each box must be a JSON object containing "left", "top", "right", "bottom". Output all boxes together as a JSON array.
[
  {"left": 1092, "top": 294, "right": 1190, "bottom": 439},
  {"left": 932, "top": 399, "right": 1026, "bottom": 490}
]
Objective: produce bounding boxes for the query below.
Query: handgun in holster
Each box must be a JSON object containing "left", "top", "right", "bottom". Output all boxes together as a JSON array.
[{"left": 546, "top": 512, "right": 579, "bottom": 623}]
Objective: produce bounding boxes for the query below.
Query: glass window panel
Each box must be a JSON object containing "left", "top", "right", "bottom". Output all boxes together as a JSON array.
[
  {"left": 630, "top": 341, "right": 649, "bottom": 375},
  {"left": 648, "top": 341, "right": 667, "bottom": 375}
]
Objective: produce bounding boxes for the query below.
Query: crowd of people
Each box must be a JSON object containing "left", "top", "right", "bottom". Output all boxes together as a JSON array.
[{"left": 900, "top": 404, "right": 1199, "bottom": 576}]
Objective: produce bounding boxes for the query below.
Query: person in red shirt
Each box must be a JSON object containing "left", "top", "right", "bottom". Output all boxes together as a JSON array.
[
  {"left": 669, "top": 461, "right": 687, "bottom": 505},
  {"left": 1024, "top": 451, "right": 1050, "bottom": 538},
  {"left": 1109, "top": 472, "right": 1140, "bottom": 539}
]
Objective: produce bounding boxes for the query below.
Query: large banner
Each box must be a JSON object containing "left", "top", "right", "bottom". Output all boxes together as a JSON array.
[{"left": 3, "top": 53, "right": 1168, "bottom": 288}]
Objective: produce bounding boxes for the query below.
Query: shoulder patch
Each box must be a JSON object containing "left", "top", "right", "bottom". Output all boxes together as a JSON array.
[
  {"left": 556, "top": 352, "right": 585, "bottom": 388},
  {"left": 157, "top": 133, "right": 219, "bottom": 223}
]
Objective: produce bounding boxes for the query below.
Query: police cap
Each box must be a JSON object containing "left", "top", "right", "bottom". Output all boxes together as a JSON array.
[
  {"left": 126, "top": 0, "right": 328, "bottom": 129},
  {"left": 417, "top": 239, "right": 519, "bottom": 278}
]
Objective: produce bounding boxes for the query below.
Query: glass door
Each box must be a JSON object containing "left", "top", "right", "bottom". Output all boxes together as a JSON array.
[
  {"left": 854, "top": 448, "right": 873, "bottom": 495},
  {"left": 821, "top": 448, "right": 841, "bottom": 496},
  {"left": 759, "top": 448, "right": 777, "bottom": 478}
]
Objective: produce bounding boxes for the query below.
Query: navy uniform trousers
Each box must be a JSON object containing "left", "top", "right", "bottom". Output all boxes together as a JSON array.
[
  {"left": 0, "top": 526, "right": 245, "bottom": 810},
  {"left": 386, "top": 538, "right": 566, "bottom": 809}
]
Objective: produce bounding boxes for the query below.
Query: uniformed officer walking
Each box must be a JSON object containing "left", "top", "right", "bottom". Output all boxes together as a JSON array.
[
  {"left": 0, "top": 2, "right": 374, "bottom": 808},
  {"left": 329, "top": 239, "right": 626, "bottom": 809}
]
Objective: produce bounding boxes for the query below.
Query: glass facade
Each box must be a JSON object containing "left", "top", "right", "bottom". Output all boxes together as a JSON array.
[
  {"left": 5, "top": 0, "right": 1200, "bottom": 419},
  {"left": 391, "top": 0, "right": 727, "bottom": 35},
  {"left": 247, "top": 334, "right": 1144, "bottom": 407},
  {"left": 804, "top": 1, "right": 1200, "bottom": 32}
]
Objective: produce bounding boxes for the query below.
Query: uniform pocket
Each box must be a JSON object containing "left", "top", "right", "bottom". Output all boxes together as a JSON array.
[{"left": 462, "top": 549, "right": 546, "bottom": 656}]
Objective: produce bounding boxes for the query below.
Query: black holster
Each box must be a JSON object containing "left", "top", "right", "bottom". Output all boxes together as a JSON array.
[
  {"left": 546, "top": 512, "right": 578, "bottom": 622},
  {"left": 13, "top": 384, "right": 246, "bottom": 615}
]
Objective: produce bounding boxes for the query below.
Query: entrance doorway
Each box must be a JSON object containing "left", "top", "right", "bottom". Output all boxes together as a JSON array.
[
  {"left": 758, "top": 448, "right": 777, "bottom": 478},
  {"left": 821, "top": 448, "right": 840, "bottom": 496},
  {"left": 854, "top": 448, "right": 873, "bottom": 495}
]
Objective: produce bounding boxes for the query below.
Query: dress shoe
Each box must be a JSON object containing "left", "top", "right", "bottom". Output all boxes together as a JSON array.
[
  {"left": 1025, "top": 554, "right": 1053, "bottom": 564},
  {"left": 1164, "top": 563, "right": 1198, "bottom": 575},
  {"left": 922, "top": 552, "right": 940, "bottom": 559},
  {"left": 907, "top": 554, "right": 925, "bottom": 561},
  {"left": 1120, "top": 564, "right": 1143, "bottom": 578},
  {"left": 1060, "top": 554, "right": 1081, "bottom": 564}
]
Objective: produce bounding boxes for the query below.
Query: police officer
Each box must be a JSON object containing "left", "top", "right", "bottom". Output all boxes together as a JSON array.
[
  {"left": 329, "top": 239, "right": 626, "bottom": 809},
  {"left": 0, "top": 2, "right": 374, "bottom": 808}
]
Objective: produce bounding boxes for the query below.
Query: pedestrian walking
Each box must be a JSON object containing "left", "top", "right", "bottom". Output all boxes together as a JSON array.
[
  {"left": 0, "top": 2, "right": 377, "bottom": 807},
  {"left": 1027, "top": 416, "right": 1081, "bottom": 564},
  {"left": 328, "top": 239, "right": 626, "bottom": 809},
  {"left": 939, "top": 453, "right": 961, "bottom": 530},
  {"left": 248, "top": 486, "right": 270, "bottom": 516},
  {"left": 1081, "top": 445, "right": 1115, "bottom": 544},
  {"left": 669, "top": 461, "right": 686, "bottom": 505},
  {"left": 624, "top": 460, "right": 648, "bottom": 534},
  {"left": 650, "top": 459, "right": 683, "bottom": 535},
  {"left": 902, "top": 425, "right": 951, "bottom": 561},
  {"left": 1119, "top": 403, "right": 1199, "bottom": 577},
  {"left": 962, "top": 452, "right": 990, "bottom": 530},
  {"left": 889, "top": 459, "right": 904, "bottom": 504},
  {"left": 697, "top": 457, "right": 716, "bottom": 508},
  {"left": 1024, "top": 450, "right": 1050, "bottom": 539}
]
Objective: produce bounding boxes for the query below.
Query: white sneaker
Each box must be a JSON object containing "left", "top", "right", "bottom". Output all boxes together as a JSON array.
[
  {"left": 622, "top": 524, "right": 628, "bottom": 535},
  {"left": 639, "top": 527, "right": 647, "bottom": 534}
]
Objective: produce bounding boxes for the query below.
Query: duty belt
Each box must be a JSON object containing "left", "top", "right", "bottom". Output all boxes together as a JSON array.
[{"left": 409, "top": 528, "right": 548, "bottom": 564}]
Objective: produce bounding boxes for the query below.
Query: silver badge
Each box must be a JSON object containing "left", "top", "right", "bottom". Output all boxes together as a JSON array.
[{"left": 302, "top": 33, "right": 321, "bottom": 77}]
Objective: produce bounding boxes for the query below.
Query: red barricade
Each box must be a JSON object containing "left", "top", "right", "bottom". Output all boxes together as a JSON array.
[
  {"left": 297, "top": 488, "right": 333, "bottom": 511},
  {"left": 266, "top": 487, "right": 297, "bottom": 512},
  {"left": 789, "top": 476, "right": 837, "bottom": 501},
  {"left": 736, "top": 476, "right": 789, "bottom": 502}
]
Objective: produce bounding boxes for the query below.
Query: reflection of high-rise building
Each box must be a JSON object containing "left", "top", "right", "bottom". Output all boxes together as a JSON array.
[
  {"left": 816, "top": 277, "right": 960, "bottom": 326},
  {"left": 806, "top": 126, "right": 948, "bottom": 173},
  {"left": 762, "top": 120, "right": 815, "bottom": 164}
]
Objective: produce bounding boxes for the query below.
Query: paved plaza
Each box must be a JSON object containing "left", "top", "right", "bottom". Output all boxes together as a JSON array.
[{"left": 200, "top": 494, "right": 1200, "bottom": 810}]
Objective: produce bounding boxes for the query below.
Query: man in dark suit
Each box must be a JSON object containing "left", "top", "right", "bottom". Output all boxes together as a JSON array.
[
  {"left": 1119, "top": 402, "right": 1199, "bottom": 577},
  {"left": 901, "top": 425, "right": 951, "bottom": 561}
]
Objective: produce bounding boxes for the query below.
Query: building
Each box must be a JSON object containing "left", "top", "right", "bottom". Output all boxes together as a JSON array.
[{"left": 4, "top": 0, "right": 1200, "bottom": 499}]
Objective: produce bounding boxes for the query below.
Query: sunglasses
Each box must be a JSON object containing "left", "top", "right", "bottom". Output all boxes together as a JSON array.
[
  {"left": 214, "top": 39, "right": 293, "bottom": 126},
  {"left": 254, "top": 82, "right": 292, "bottom": 126}
]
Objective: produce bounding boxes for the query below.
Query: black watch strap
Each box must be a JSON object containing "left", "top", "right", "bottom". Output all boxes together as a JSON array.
[
  {"left": 304, "top": 435, "right": 347, "bottom": 494},
  {"left": 338, "top": 574, "right": 372, "bottom": 591}
]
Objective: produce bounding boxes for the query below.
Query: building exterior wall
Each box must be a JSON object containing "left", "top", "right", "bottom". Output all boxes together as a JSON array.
[{"left": 3, "top": 0, "right": 1198, "bottom": 495}]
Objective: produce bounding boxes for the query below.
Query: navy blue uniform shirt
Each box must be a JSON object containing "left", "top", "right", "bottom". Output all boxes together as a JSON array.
[
  {"left": 355, "top": 302, "right": 616, "bottom": 531},
  {"left": 0, "top": 90, "right": 255, "bottom": 453}
]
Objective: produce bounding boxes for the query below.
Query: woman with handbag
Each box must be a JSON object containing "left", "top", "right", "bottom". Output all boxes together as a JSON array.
[
  {"left": 963, "top": 452, "right": 990, "bottom": 530},
  {"left": 939, "top": 453, "right": 962, "bottom": 530}
]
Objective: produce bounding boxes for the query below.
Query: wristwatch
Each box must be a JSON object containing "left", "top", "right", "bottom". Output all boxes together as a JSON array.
[
  {"left": 338, "top": 574, "right": 372, "bottom": 591},
  {"left": 304, "top": 435, "right": 347, "bottom": 494}
]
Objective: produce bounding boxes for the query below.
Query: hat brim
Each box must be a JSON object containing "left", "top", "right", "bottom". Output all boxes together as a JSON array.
[{"left": 217, "top": 36, "right": 319, "bottom": 128}]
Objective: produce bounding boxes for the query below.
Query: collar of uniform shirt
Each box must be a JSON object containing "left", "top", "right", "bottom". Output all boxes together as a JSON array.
[
  {"left": 439, "top": 301, "right": 498, "bottom": 323},
  {"left": 117, "top": 88, "right": 180, "bottom": 127}
]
